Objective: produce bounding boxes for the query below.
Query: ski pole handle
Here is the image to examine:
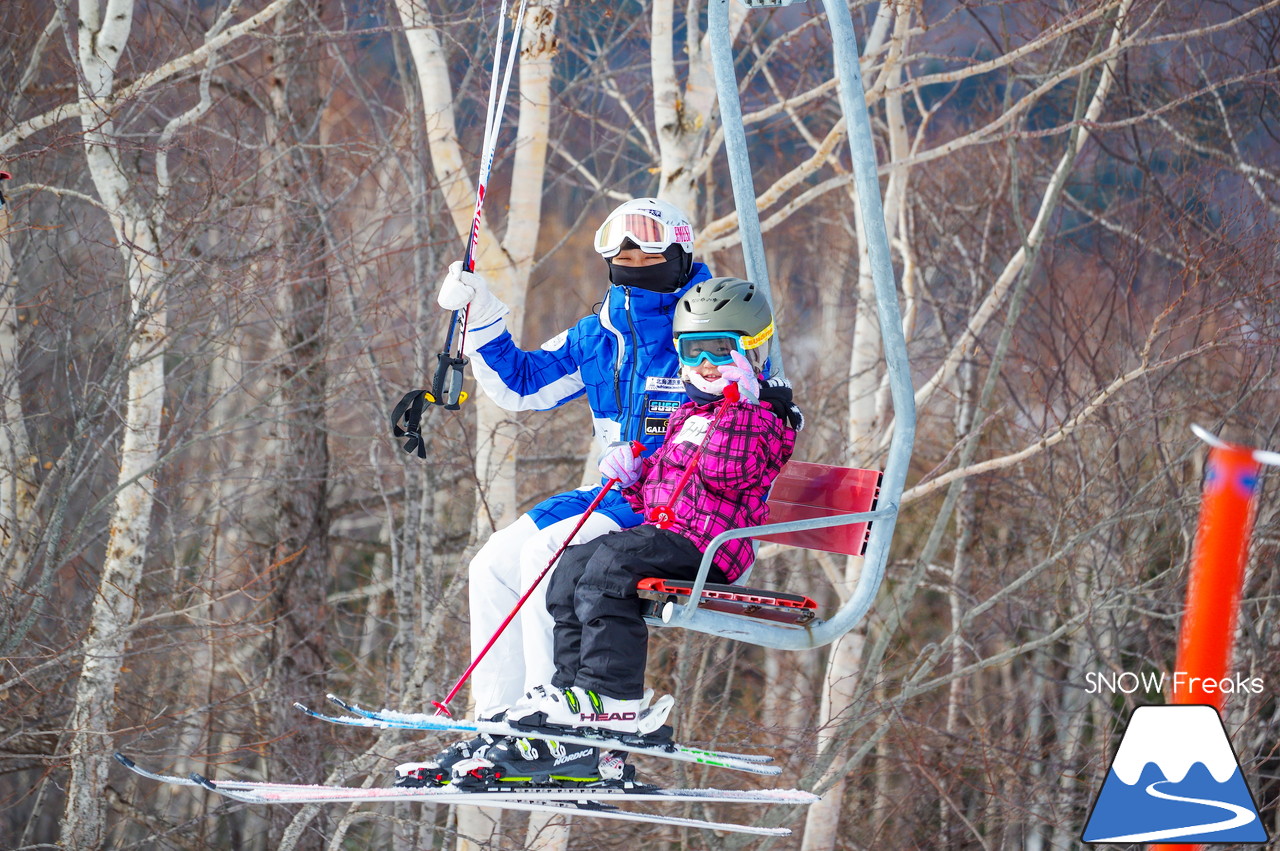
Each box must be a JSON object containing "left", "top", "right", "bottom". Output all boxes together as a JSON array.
[
  {"left": 426, "top": 351, "right": 469, "bottom": 410},
  {"left": 433, "top": 441, "right": 643, "bottom": 717}
]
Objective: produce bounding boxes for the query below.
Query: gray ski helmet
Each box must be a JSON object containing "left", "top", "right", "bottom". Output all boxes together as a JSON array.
[{"left": 673, "top": 277, "right": 774, "bottom": 367}]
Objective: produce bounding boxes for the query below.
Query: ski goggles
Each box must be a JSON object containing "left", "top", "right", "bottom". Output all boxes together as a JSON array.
[
  {"left": 675, "top": 325, "right": 774, "bottom": 367},
  {"left": 594, "top": 212, "right": 691, "bottom": 258}
]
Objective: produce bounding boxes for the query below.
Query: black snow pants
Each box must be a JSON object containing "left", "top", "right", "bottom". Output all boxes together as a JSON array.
[{"left": 545, "top": 524, "right": 728, "bottom": 700}]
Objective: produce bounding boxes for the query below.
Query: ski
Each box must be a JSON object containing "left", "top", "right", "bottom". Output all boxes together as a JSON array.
[
  {"left": 329, "top": 693, "right": 773, "bottom": 764},
  {"left": 300, "top": 694, "right": 779, "bottom": 776},
  {"left": 116, "top": 753, "right": 814, "bottom": 837}
]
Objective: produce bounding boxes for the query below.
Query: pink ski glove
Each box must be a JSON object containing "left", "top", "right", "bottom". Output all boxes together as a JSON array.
[
  {"left": 718, "top": 350, "right": 761, "bottom": 402},
  {"left": 598, "top": 442, "right": 643, "bottom": 487}
]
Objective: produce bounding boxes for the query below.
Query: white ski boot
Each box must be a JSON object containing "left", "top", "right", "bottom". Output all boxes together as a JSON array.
[{"left": 508, "top": 685, "right": 673, "bottom": 736}]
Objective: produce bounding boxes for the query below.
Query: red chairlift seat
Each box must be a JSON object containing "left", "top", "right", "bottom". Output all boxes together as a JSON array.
[{"left": 638, "top": 461, "right": 882, "bottom": 625}]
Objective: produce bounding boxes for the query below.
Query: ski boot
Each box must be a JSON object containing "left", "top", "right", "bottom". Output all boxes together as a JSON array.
[
  {"left": 451, "top": 735, "right": 638, "bottom": 791},
  {"left": 508, "top": 685, "right": 674, "bottom": 736},
  {"left": 394, "top": 731, "right": 502, "bottom": 787}
]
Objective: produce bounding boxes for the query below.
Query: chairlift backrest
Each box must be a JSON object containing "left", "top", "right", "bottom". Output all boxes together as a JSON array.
[{"left": 758, "top": 461, "right": 882, "bottom": 557}]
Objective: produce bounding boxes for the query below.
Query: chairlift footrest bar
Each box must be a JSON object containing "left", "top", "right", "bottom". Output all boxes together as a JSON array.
[{"left": 637, "top": 578, "right": 819, "bottom": 625}]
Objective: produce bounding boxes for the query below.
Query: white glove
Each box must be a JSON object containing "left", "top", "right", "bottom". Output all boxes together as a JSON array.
[
  {"left": 437, "top": 260, "right": 486, "bottom": 310},
  {"left": 598, "top": 442, "right": 643, "bottom": 487},
  {"left": 718, "top": 350, "right": 761, "bottom": 403},
  {"left": 437, "top": 260, "right": 510, "bottom": 329}
]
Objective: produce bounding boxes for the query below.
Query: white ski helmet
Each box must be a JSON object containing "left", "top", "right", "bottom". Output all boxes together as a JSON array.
[{"left": 593, "top": 197, "right": 695, "bottom": 259}]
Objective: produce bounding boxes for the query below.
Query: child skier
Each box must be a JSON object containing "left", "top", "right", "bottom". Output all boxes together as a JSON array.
[{"left": 452, "top": 277, "right": 803, "bottom": 786}]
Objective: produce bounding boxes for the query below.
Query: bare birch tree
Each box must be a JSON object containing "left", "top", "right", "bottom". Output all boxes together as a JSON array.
[
  {"left": 58, "top": 0, "right": 182, "bottom": 843},
  {"left": 2, "top": 1, "right": 1278, "bottom": 848},
  {"left": 0, "top": 1, "right": 287, "bottom": 846},
  {"left": 392, "top": 1, "right": 561, "bottom": 846}
]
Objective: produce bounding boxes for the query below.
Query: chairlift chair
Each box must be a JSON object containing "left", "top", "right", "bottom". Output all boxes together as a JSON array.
[{"left": 640, "top": 0, "right": 917, "bottom": 650}]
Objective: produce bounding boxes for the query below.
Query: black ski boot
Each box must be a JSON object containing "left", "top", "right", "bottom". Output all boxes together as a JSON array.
[
  {"left": 394, "top": 732, "right": 502, "bottom": 787},
  {"left": 451, "top": 737, "right": 636, "bottom": 790}
]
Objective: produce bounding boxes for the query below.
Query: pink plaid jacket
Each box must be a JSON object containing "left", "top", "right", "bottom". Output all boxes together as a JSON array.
[{"left": 622, "top": 397, "right": 796, "bottom": 582}]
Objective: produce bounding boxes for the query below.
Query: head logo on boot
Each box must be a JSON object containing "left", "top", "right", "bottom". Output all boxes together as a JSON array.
[{"left": 579, "top": 711, "right": 638, "bottom": 724}]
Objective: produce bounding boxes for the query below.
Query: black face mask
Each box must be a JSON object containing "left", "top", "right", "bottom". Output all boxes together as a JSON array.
[{"left": 607, "top": 245, "right": 691, "bottom": 293}]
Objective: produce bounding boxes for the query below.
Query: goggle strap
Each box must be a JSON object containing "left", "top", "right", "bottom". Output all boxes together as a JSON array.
[{"left": 740, "top": 322, "right": 774, "bottom": 351}]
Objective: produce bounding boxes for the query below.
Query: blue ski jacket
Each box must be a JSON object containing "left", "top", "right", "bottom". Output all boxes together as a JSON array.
[{"left": 466, "top": 263, "right": 713, "bottom": 529}]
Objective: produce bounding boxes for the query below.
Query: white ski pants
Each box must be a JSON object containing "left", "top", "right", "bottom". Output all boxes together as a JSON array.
[{"left": 467, "top": 510, "right": 622, "bottom": 717}]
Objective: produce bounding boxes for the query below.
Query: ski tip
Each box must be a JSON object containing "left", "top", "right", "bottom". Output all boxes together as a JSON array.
[
  {"left": 293, "top": 702, "right": 310, "bottom": 712},
  {"left": 114, "top": 752, "right": 136, "bottom": 769},
  {"left": 754, "top": 765, "right": 784, "bottom": 777},
  {"left": 1190, "top": 423, "right": 1228, "bottom": 448}
]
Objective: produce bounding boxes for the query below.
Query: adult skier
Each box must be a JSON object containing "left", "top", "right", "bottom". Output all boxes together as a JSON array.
[
  {"left": 397, "top": 198, "right": 712, "bottom": 785},
  {"left": 450, "top": 277, "right": 802, "bottom": 787}
]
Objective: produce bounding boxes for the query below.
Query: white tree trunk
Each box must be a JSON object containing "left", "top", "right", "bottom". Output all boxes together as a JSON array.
[
  {"left": 478, "top": 0, "right": 557, "bottom": 533},
  {"left": 800, "top": 626, "right": 864, "bottom": 849},
  {"left": 0, "top": 187, "right": 37, "bottom": 583},
  {"left": 395, "top": 3, "right": 559, "bottom": 845},
  {"left": 396, "top": 0, "right": 557, "bottom": 540},
  {"left": 802, "top": 6, "right": 909, "bottom": 848},
  {"left": 651, "top": 0, "right": 746, "bottom": 217},
  {"left": 61, "top": 1, "right": 169, "bottom": 845},
  {"left": 395, "top": 0, "right": 484, "bottom": 242}
]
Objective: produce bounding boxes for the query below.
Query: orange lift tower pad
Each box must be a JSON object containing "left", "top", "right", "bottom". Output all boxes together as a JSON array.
[
  {"left": 1171, "top": 427, "right": 1278, "bottom": 708},
  {"left": 1152, "top": 428, "right": 1277, "bottom": 851}
]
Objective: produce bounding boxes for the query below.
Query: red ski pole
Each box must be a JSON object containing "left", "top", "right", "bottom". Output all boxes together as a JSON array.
[
  {"left": 433, "top": 440, "right": 645, "bottom": 717},
  {"left": 647, "top": 383, "right": 739, "bottom": 530}
]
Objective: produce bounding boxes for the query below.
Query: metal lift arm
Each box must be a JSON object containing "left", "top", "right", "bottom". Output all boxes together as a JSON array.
[{"left": 662, "top": 0, "right": 916, "bottom": 649}]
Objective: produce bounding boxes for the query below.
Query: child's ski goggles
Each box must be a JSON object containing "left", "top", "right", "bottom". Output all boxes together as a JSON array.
[
  {"left": 675, "top": 324, "right": 774, "bottom": 367},
  {"left": 594, "top": 212, "right": 691, "bottom": 258}
]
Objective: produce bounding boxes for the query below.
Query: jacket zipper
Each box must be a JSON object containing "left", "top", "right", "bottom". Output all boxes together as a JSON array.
[
  {"left": 611, "top": 289, "right": 626, "bottom": 419},
  {"left": 623, "top": 287, "right": 643, "bottom": 441}
]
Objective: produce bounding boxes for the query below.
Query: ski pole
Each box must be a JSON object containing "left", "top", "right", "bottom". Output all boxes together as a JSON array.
[
  {"left": 428, "top": 0, "right": 529, "bottom": 411},
  {"left": 647, "top": 383, "right": 740, "bottom": 529},
  {"left": 433, "top": 440, "right": 646, "bottom": 717}
]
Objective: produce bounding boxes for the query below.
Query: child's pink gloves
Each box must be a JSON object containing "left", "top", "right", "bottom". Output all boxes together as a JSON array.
[
  {"left": 718, "top": 350, "right": 761, "bottom": 402},
  {"left": 599, "top": 442, "right": 643, "bottom": 487}
]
